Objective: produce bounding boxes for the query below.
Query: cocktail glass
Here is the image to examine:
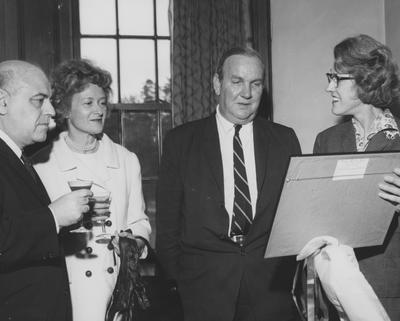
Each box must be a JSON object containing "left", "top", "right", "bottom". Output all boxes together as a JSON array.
[
  {"left": 90, "top": 192, "right": 112, "bottom": 244},
  {"left": 68, "top": 179, "right": 93, "bottom": 233}
]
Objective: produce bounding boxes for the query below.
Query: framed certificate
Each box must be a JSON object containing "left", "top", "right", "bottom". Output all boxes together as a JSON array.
[{"left": 264, "top": 152, "right": 400, "bottom": 258}]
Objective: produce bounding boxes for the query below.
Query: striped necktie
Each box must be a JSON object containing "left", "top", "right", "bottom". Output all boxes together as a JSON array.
[{"left": 230, "top": 124, "right": 252, "bottom": 238}]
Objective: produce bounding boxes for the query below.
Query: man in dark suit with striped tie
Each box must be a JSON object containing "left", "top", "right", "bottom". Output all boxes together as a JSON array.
[
  {"left": 156, "top": 47, "right": 302, "bottom": 321},
  {"left": 0, "top": 60, "right": 92, "bottom": 321}
]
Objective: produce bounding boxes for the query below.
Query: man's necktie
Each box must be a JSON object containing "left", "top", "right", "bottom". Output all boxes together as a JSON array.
[
  {"left": 21, "top": 153, "right": 38, "bottom": 183},
  {"left": 231, "top": 124, "right": 252, "bottom": 239}
]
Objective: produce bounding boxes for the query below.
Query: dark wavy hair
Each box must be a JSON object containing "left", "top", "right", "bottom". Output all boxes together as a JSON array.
[
  {"left": 215, "top": 46, "right": 265, "bottom": 81},
  {"left": 334, "top": 34, "right": 400, "bottom": 110},
  {"left": 51, "top": 59, "right": 112, "bottom": 126}
]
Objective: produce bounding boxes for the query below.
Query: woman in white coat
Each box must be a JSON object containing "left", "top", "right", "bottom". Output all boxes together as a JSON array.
[{"left": 32, "top": 59, "right": 151, "bottom": 321}]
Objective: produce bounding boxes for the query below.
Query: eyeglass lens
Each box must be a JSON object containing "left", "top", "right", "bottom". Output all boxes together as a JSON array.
[{"left": 326, "top": 72, "right": 354, "bottom": 85}]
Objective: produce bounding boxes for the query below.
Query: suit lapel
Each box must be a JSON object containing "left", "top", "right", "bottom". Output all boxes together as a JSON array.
[
  {"left": 202, "top": 115, "right": 224, "bottom": 197},
  {"left": 252, "top": 119, "right": 273, "bottom": 223},
  {"left": 0, "top": 139, "right": 50, "bottom": 205},
  {"left": 250, "top": 119, "right": 301, "bottom": 238},
  {"left": 253, "top": 118, "right": 268, "bottom": 198},
  {"left": 341, "top": 121, "right": 357, "bottom": 152},
  {"left": 29, "top": 162, "right": 51, "bottom": 204}
]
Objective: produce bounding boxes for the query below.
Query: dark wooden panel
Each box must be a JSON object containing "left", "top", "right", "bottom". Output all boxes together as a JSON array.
[
  {"left": 250, "top": 0, "right": 273, "bottom": 120},
  {"left": 0, "top": 0, "right": 19, "bottom": 60},
  {"left": 58, "top": 0, "right": 76, "bottom": 62},
  {"left": 19, "top": 0, "right": 57, "bottom": 74},
  {"left": 0, "top": 0, "right": 75, "bottom": 69}
]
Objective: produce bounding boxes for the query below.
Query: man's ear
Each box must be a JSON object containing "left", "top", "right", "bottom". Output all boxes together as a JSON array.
[
  {"left": 213, "top": 73, "right": 221, "bottom": 96},
  {"left": 0, "top": 89, "right": 9, "bottom": 115}
]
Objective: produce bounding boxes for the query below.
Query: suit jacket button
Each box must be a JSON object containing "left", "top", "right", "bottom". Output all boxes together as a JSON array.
[
  {"left": 105, "top": 220, "right": 112, "bottom": 227},
  {"left": 107, "top": 267, "right": 114, "bottom": 274},
  {"left": 85, "top": 270, "right": 92, "bottom": 277}
]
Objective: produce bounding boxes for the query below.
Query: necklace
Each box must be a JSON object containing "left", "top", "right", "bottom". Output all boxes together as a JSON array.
[{"left": 64, "top": 135, "right": 99, "bottom": 154}]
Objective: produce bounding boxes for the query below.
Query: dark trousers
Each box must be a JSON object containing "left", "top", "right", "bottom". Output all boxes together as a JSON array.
[{"left": 233, "top": 274, "right": 257, "bottom": 321}]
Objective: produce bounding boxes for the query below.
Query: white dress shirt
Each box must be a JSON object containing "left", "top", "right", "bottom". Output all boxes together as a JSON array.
[{"left": 215, "top": 106, "right": 258, "bottom": 234}]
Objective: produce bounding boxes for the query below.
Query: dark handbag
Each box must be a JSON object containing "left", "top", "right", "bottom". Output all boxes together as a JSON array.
[{"left": 105, "top": 236, "right": 150, "bottom": 321}]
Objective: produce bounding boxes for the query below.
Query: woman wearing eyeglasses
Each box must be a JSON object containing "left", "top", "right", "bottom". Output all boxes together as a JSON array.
[
  {"left": 314, "top": 34, "right": 400, "bottom": 154},
  {"left": 307, "top": 34, "right": 400, "bottom": 320}
]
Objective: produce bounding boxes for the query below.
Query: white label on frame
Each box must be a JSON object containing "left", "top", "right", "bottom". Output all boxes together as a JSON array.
[{"left": 333, "top": 158, "right": 369, "bottom": 180}]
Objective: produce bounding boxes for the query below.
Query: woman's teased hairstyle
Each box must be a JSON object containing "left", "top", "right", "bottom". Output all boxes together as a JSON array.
[
  {"left": 51, "top": 59, "right": 112, "bottom": 126},
  {"left": 334, "top": 34, "right": 400, "bottom": 110}
]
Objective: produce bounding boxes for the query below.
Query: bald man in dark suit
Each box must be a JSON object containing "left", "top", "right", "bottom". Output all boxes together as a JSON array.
[{"left": 0, "top": 60, "right": 92, "bottom": 321}]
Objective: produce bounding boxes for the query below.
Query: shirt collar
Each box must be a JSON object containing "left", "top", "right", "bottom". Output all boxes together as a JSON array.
[
  {"left": 373, "top": 108, "right": 399, "bottom": 133},
  {"left": 352, "top": 108, "right": 399, "bottom": 151},
  {"left": 215, "top": 105, "right": 253, "bottom": 134},
  {"left": 352, "top": 108, "right": 399, "bottom": 135},
  {"left": 0, "top": 129, "right": 23, "bottom": 159}
]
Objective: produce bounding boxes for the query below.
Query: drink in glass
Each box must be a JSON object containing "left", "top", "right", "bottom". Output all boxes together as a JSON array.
[
  {"left": 90, "top": 192, "right": 112, "bottom": 244},
  {"left": 67, "top": 179, "right": 93, "bottom": 233}
]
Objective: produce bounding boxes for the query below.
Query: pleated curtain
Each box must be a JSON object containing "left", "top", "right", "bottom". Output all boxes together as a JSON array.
[{"left": 171, "top": 0, "right": 246, "bottom": 126}]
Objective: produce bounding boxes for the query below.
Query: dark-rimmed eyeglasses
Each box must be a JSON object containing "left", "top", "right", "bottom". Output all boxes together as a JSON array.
[{"left": 326, "top": 71, "right": 354, "bottom": 86}]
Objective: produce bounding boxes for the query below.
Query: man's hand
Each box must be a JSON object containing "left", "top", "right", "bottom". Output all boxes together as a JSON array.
[
  {"left": 48, "top": 189, "right": 93, "bottom": 227},
  {"left": 378, "top": 168, "right": 400, "bottom": 211}
]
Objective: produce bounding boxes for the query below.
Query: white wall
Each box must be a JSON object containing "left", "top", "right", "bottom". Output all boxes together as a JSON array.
[
  {"left": 271, "top": 0, "right": 385, "bottom": 153},
  {"left": 385, "top": 0, "right": 400, "bottom": 63}
]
